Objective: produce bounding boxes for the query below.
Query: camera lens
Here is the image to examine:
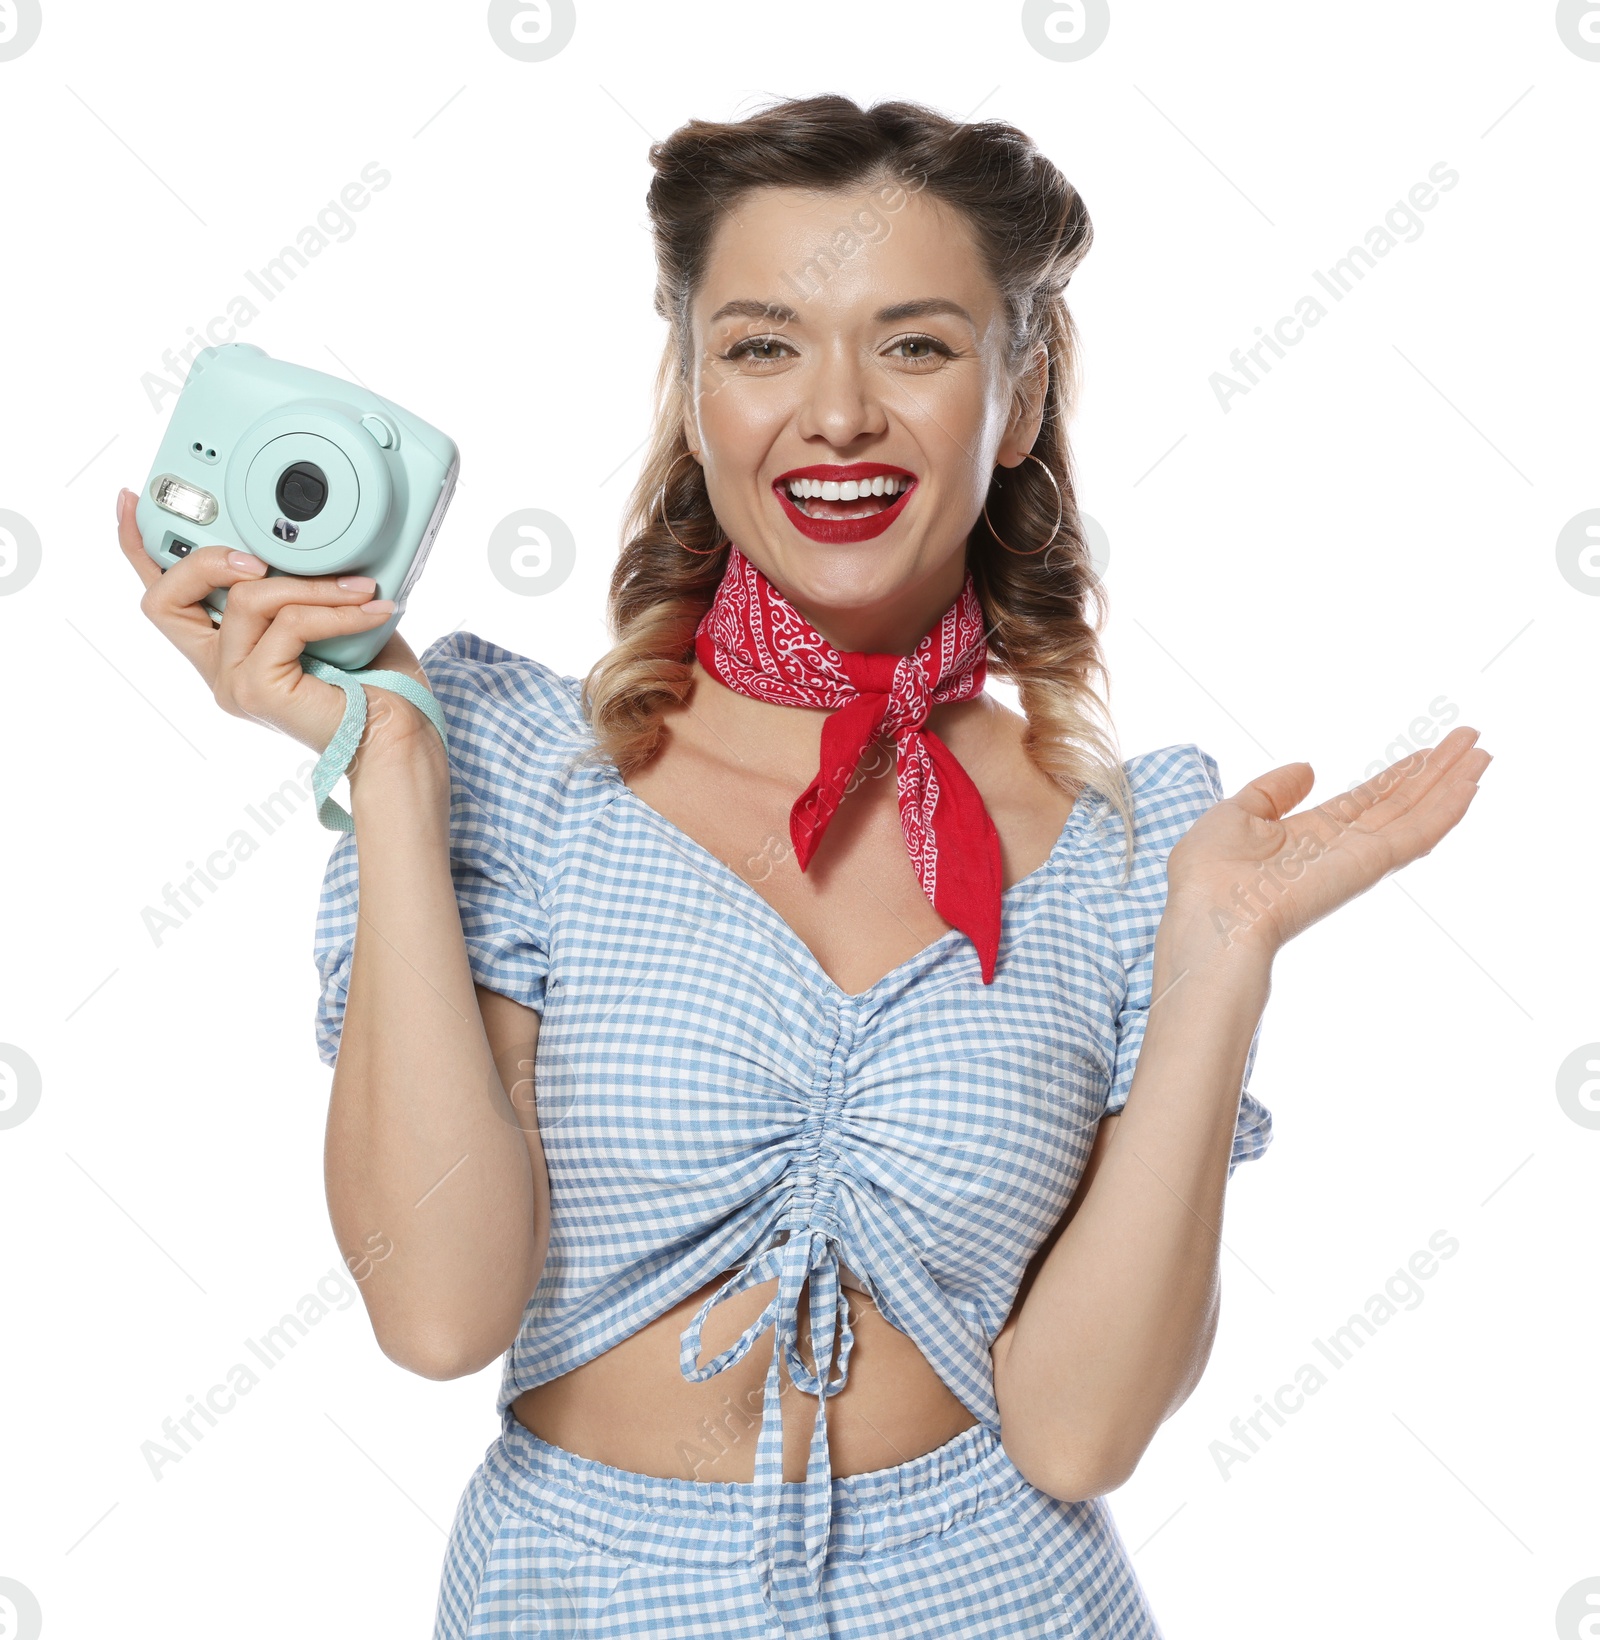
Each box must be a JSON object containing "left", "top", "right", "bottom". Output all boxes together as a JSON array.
[{"left": 276, "top": 461, "right": 328, "bottom": 522}]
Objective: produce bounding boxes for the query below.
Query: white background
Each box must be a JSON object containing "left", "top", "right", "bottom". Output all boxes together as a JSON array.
[{"left": 0, "top": 2, "right": 1593, "bottom": 1636}]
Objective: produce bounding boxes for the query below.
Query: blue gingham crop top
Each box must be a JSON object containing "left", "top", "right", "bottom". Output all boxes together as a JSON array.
[{"left": 311, "top": 630, "right": 1274, "bottom": 1602}]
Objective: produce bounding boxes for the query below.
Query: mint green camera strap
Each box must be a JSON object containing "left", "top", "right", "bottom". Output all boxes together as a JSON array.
[{"left": 300, "top": 656, "right": 449, "bottom": 832}]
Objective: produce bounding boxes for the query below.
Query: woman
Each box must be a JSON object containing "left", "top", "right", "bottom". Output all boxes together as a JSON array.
[{"left": 117, "top": 95, "right": 1488, "bottom": 1639}]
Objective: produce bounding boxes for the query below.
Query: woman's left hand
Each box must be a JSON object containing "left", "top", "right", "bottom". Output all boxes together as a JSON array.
[{"left": 1161, "top": 726, "right": 1492, "bottom": 973}]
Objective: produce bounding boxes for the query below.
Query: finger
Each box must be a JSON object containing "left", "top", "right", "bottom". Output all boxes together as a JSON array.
[
  {"left": 122, "top": 488, "right": 273, "bottom": 685},
  {"left": 214, "top": 570, "right": 386, "bottom": 677},
  {"left": 1337, "top": 728, "right": 1488, "bottom": 833},
  {"left": 231, "top": 597, "right": 399, "bottom": 712},
  {"left": 1296, "top": 739, "right": 1490, "bottom": 888},
  {"left": 1326, "top": 726, "right": 1483, "bottom": 828},
  {"left": 134, "top": 530, "right": 274, "bottom": 670},
  {"left": 219, "top": 597, "right": 401, "bottom": 739},
  {"left": 118, "top": 488, "right": 255, "bottom": 614},
  {"left": 1353, "top": 746, "right": 1489, "bottom": 873},
  {"left": 114, "top": 488, "right": 166, "bottom": 594},
  {"left": 1225, "top": 760, "right": 1315, "bottom": 824}
]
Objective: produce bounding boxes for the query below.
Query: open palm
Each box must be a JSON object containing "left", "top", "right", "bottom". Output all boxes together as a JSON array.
[{"left": 1163, "top": 726, "right": 1492, "bottom": 967}]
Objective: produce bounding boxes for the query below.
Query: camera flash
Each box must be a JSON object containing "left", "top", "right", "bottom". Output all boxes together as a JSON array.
[{"left": 150, "top": 474, "right": 219, "bottom": 526}]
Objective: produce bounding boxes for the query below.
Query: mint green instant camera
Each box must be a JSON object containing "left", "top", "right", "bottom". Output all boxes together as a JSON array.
[{"left": 136, "top": 343, "right": 459, "bottom": 670}]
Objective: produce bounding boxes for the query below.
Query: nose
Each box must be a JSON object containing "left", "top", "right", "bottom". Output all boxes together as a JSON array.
[{"left": 793, "top": 341, "right": 890, "bottom": 449}]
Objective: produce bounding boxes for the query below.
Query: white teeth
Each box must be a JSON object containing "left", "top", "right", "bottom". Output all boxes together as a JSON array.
[{"left": 784, "top": 475, "right": 911, "bottom": 500}]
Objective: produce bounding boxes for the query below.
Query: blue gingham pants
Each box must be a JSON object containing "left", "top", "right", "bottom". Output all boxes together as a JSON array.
[{"left": 433, "top": 1403, "right": 1163, "bottom": 1638}]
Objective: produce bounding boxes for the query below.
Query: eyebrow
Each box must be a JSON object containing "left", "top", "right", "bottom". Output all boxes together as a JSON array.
[{"left": 706, "top": 296, "right": 976, "bottom": 331}]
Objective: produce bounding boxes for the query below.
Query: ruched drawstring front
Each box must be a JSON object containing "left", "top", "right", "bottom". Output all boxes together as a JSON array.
[
  {"left": 316, "top": 640, "right": 1274, "bottom": 1640},
  {"left": 678, "top": 1225, "right": 857, "bottom": 1608}
]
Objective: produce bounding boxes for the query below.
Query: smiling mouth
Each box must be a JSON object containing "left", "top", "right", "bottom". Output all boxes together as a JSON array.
[{"left": 779, "top": 474, "right": 915, "bottom": 521}]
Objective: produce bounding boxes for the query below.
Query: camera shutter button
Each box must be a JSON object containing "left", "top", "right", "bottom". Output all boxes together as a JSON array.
[{"left": 359, "top": 413, "right": 399, "bottom": 450}]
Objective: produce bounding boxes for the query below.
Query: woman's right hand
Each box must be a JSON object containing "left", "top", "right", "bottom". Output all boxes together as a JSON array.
[{"left": 115, "top": 485, "right": 443, "bottom": 766}]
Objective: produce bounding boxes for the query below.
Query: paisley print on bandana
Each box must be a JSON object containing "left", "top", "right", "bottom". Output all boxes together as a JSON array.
[{"left": 693, "top": 544, "right": 1006, "bottom": 983}]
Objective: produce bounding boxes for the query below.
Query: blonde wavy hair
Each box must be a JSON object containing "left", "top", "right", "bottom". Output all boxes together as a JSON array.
[{"left": 576, "top": 93, "right": 1138, "bottom": 876}]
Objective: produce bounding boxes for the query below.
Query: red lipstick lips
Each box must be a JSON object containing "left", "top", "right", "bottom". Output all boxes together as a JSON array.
[{"left": 771, "top": 462, "right": 917, "bottom": 544}]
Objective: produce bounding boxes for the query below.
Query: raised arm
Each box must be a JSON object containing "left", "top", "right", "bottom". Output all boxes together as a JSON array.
[
  {"left": 991, "top": 730, "right": 1490, "bottom": 1498},
  {"left": 117, "top": 486, "right": 553, "bottom": 1382},
  {"left": 326, "top": 734, "right": 552, "bottom": 1379}
]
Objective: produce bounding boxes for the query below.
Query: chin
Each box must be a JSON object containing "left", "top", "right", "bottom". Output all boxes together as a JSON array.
[{"left": 748, "top": 540, "right": 946, "bottom": 611}]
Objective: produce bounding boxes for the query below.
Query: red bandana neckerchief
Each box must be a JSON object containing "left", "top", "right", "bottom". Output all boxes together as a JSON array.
[{"left": 693, "top": 544, "right": 1004, "bottom": 984}]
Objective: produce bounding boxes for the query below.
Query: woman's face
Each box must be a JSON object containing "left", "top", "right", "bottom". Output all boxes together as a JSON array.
[{"left": 684, "top": 182, "right": 1045, "bottom": 654}]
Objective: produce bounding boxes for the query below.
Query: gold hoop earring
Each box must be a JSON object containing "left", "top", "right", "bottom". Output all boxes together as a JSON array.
[
  {"left": 982, "top": 452, "right": 1063, "bottom": 557},
  {"left": 657, "top": 449, "right": 727, "bottom": 556}
]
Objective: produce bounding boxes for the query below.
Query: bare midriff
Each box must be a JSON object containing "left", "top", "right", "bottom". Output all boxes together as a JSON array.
[{"left": 510, "top": 1259, "right": 979, "bottom": 1484}]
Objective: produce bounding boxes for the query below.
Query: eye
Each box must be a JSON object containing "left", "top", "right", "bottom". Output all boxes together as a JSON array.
[
  {"left": 722, "top": 335, "right": 796, "bottom": 365},
  {"left": 886, "top": 333, "right": 956, "bottom": 366}
]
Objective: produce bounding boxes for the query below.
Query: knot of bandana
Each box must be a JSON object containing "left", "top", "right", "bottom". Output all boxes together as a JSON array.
[{"left": 692, "top": 543, "right": 1005, "bottom": 984}]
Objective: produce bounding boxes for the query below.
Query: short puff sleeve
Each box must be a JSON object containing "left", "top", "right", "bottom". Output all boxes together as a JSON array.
[
  {"left": 311, "top": 631, "right": 582, "bottom": 1069},
  {"left": 1101, "top": 744, "right": 1274, "bottom": 1178}
]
